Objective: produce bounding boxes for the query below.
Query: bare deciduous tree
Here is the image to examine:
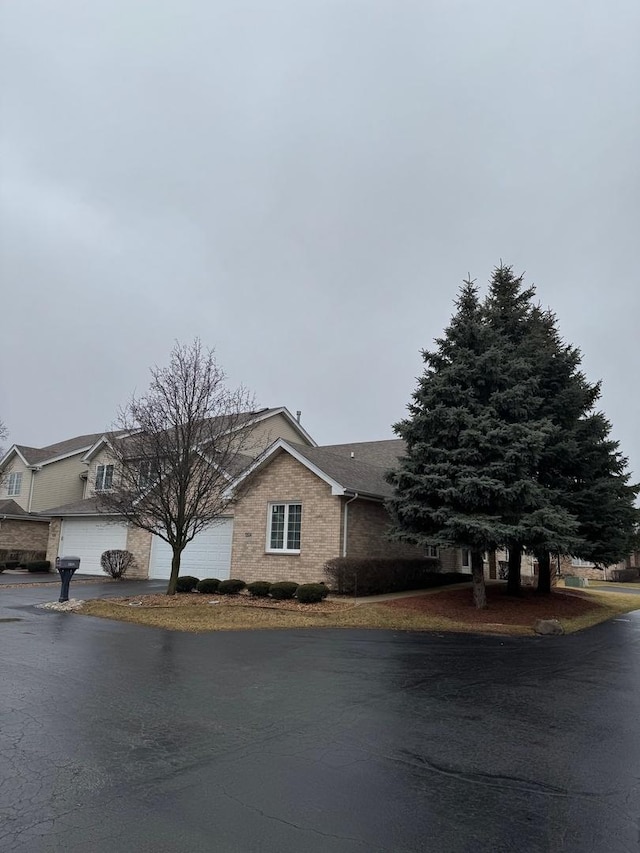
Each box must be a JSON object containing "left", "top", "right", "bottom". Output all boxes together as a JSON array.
[
  {"left": 0, "top": 420, "right": 8, "bottom": 484},
  {"left": 98, "top": 340, "right": 260, "bottom": 594}
]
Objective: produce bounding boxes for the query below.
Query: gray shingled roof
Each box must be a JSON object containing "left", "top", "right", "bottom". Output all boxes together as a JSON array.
[
  {"left": 14, "top": 432, "right": 107, "bottom": 466},
  {"left": 0, "top": 499, "right": 50, "bottom": 520},
  {"left": 0, "top": 499, "right": 29, "bottom": 516},
  {"left": 288, "top": 439, "right": 406, "bottom": 499},
  {"left": 41, "top": 497, "right": 117, "bottom": 517}
]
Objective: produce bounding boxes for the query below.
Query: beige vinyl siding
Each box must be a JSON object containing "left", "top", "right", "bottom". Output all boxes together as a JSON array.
[
  {"left": 30, "top": 454, "right": 89, "bottom": 512},
  {"left": 2, "top": 457, "right": 33, "bottom": 511},
  {"left": 84, "top": 448, "right": 117, "bottom": 497},
  {"left": 240, "top": 413, "right": 314, "bottom": 457}
]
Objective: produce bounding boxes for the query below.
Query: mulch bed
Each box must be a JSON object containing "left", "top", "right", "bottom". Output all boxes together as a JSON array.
[
  {"left": 383, "top": 586, "right": 602, "bottom": 625},
  {"left": 108, "top": 592, "right": 353, "bottom": 614}
]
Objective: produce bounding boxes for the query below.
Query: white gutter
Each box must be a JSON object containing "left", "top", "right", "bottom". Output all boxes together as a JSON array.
[{"left": 342, "top": 492, "right": 359, "bottom": 557}]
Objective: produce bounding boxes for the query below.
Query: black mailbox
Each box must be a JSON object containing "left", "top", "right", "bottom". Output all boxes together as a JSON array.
[{"left": 56, "top": 556, "right": 81, "bottom": 602}]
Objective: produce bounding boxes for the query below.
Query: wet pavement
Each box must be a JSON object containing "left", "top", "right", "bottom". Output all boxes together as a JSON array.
[
  {"left": 2, "top": 582, "right": 640, "bottom": 852},
  {"left": 0, "top": 571, "right": 110, "bottom": 585}
]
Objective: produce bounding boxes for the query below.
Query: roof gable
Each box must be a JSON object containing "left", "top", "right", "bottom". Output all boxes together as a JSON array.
[{"left": 227, "top": 438, "right": 405, "bottom": 500}]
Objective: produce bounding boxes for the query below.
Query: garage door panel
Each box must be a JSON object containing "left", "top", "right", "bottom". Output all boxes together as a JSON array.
[
  {"left": 59, "top": 518, "right": 128, "bottom": 576},
  {"left": 149, "top": 519, "right": 233, "bottom": 580}
]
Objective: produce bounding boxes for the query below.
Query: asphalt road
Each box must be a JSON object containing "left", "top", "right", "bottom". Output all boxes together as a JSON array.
[{"left": 2, "top": 581, "right": 640, "bottom": 853}]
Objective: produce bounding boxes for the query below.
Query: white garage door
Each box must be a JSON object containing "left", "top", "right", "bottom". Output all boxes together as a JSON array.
[
  {"left": 149, "top": 518, "right": 233, "bottom": 580},
  {"left": 59, "top": 517, "right": 129, "bottom": 576}
]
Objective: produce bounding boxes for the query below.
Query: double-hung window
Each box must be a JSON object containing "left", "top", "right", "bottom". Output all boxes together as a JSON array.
[
  {"left": 7, "top": 472, "right": 22, "bottom": 497},
  {"left": 426, "top": 546, "right": 439, "bottom": 559},
  {"left": 138, "top": 460, "right": 157, "bottom": 488},
  {"left": 267, "top": 503, "right": 302, "bottom": 553},
  {"left": 95, "top": 464, "right": 114, "bottom": 492},
  {"left": 461, "top": 549, "right": 471, "bottom": 571}
]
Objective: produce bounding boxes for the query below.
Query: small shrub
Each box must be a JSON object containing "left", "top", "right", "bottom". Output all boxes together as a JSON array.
[
  {"left": 176, "top": 575, "right": 200, "bottom": 593},
  {"left": 26, "top": 560, "right": 51, "bottom": 573},
  {"left": 247, "top": 581, "right": 271, "bottom": 597},
  {"left": 196, "top": 578, "right": 221, "bottom": 594},
  {"left": 4, "top": 560, "right": 20, "bottom": 570},
  {"left": 269, "top": 581, "right": 299, "bottom": 600},
  {"left": 296, "top": 583, "right": 327, "bottom": 604},
  {"left": 608, "top": 568, "right": 640, "bottom": 583},
  {"left": 100, "top": 549, "right": 135, "bottom": 579},
  {"left": 217, "top": 578, "right": 246, "bottom": 595}
]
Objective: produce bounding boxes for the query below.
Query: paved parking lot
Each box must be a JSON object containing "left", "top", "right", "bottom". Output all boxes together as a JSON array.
[{"left": 2, "top": 580, "right": 640, "bottom": 852}]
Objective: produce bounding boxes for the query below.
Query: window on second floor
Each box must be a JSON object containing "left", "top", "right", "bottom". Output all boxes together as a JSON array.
[
  {"left": 95, "top": 464, "right": 114, "bottom": 492},
  {"left": 7, "top": 472, "right": 22, "bottom": 497},
  {"left": 138, "top": 460, "right": 159, "bottom": 488}
]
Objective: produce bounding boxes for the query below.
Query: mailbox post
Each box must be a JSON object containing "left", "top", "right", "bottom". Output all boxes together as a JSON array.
[{"left": 56, "top": 556, "right": 81, "bottom": 602}]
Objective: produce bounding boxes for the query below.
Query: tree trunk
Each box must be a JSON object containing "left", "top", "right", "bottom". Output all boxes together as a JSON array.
[
  {"left": 536, "top": 550, "right": 552, "bottom": 595},
  {"left": 471, "top": 550, "right": 487, "bottom": 609},
  {"left": 166, "top": 548, "right": 182, "bottom": 595},
  {"left": 506, "top": 543, "right": 522, "bottom": 596}
]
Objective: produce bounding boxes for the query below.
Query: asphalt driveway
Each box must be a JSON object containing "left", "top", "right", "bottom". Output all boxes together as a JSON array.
[{"left": 1, "top": 581, "right": 640, "bottom": 853}]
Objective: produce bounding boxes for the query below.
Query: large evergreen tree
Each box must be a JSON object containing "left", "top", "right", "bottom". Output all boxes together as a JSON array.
[
  {"left": 389, "top": 265, "right": 638, "bottom": 608},
  {"left": 387, "top": 281, "right": 574, "bottom": 608},
  {"left": 484, "top": 266, "right": 639, "bottom": 593}
]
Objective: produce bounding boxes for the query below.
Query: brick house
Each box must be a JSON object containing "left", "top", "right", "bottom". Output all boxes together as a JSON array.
[
  {"left": 226, "top": 438, "right": 468, "bottom": 585},
  {"left": 44, "top": 408, "right": 317, "bottom": 578}
]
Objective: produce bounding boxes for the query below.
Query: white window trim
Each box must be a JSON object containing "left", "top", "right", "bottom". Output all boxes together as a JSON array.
[
  {"left": 426, "top": 546, "right": 439, "bottom": 558},
  {"left": 571, "top": 556, "right": 595, "bottom": 568},
  {"left": 7, "top": 472, "right": 22, "bottom": 497},
  {"left": 461, "top": 548, "right": 471, "bottom": 570},
  {"left": 95, "top": 464, "right": 114, "bottom": 492},
  {"left": 266, "top": 502, "right": 302, "bottom": 554}
]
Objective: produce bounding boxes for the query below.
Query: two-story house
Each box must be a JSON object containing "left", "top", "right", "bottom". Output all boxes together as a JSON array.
[
  {"left": 44, "top": 408, "right": 317, "bottom": 578},
  {"left": 0, "top": 432, "right": 109, "bottom": 560}
]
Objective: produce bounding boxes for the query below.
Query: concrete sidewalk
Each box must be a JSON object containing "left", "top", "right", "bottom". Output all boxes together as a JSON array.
[{"left": 331, "top": 582, "right": 473, "bottom": 605}]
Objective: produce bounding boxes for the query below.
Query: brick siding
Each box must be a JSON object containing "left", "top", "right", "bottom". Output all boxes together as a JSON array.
[
  {"left": 230, "top": 453, "right": 342, "bottom": 584},
  {"left": 45, "top": 519, "right": 62, "bottom": 566},
  {"left": 125, "top": 526, "right": 152, "bottom": 579},
  {"left": 0, "top": 518, "right": 49, "bottom": 552},
  {"left": 345, "top": 500, "right": 425, "bottom": 560}
]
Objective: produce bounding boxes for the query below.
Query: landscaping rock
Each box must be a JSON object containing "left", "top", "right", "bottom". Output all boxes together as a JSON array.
[
  {"left": 35, "top": 600, "right": 85, "bottom": 612},
  {"left": 533, "top": 618, "right": 564, "bottom": 636}
]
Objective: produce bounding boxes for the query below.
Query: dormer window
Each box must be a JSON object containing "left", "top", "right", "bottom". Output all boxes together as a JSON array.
[
  {"left": 95, "top": 464, "right": 114, "bottom": 492},
  {"left": 7, "top": 472, "right": 22, "bottom": 496}
]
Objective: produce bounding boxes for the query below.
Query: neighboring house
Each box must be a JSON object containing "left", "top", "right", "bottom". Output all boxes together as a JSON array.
[
  {"left": 225, "top": 438, "right": 469, "bottom": 585},
  {"left": 0, "top": 432, "right": 108, "bottom": 513},
  {"left": 0, "top": 499, "right": 50, "bottom": 560},
  {"left": 559, "top": 553, "right": 640, "bottom": 580},
  {"left": 44, "top": 408, "right": 317, "bottom": 579}
]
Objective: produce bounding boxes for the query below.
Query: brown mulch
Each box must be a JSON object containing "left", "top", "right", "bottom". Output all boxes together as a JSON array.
[
  {"left": 108, "top": 592, "right": 353, "bottom": 613},
  {"left": 382, "top": 586, "right": 602, "bottom": 625}
]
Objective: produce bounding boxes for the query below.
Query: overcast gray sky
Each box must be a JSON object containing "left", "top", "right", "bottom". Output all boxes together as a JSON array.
[{"left": 1, "top": 0, "right": 638, "bottom": 479}]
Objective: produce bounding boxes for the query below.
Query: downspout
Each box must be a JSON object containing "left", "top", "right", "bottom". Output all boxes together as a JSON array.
[
  {"left": 342, "top": 493, "right": 359, "bottom": 557},
  {"left": 27, "top": 467, "right": 40, "bottom": 513}
]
